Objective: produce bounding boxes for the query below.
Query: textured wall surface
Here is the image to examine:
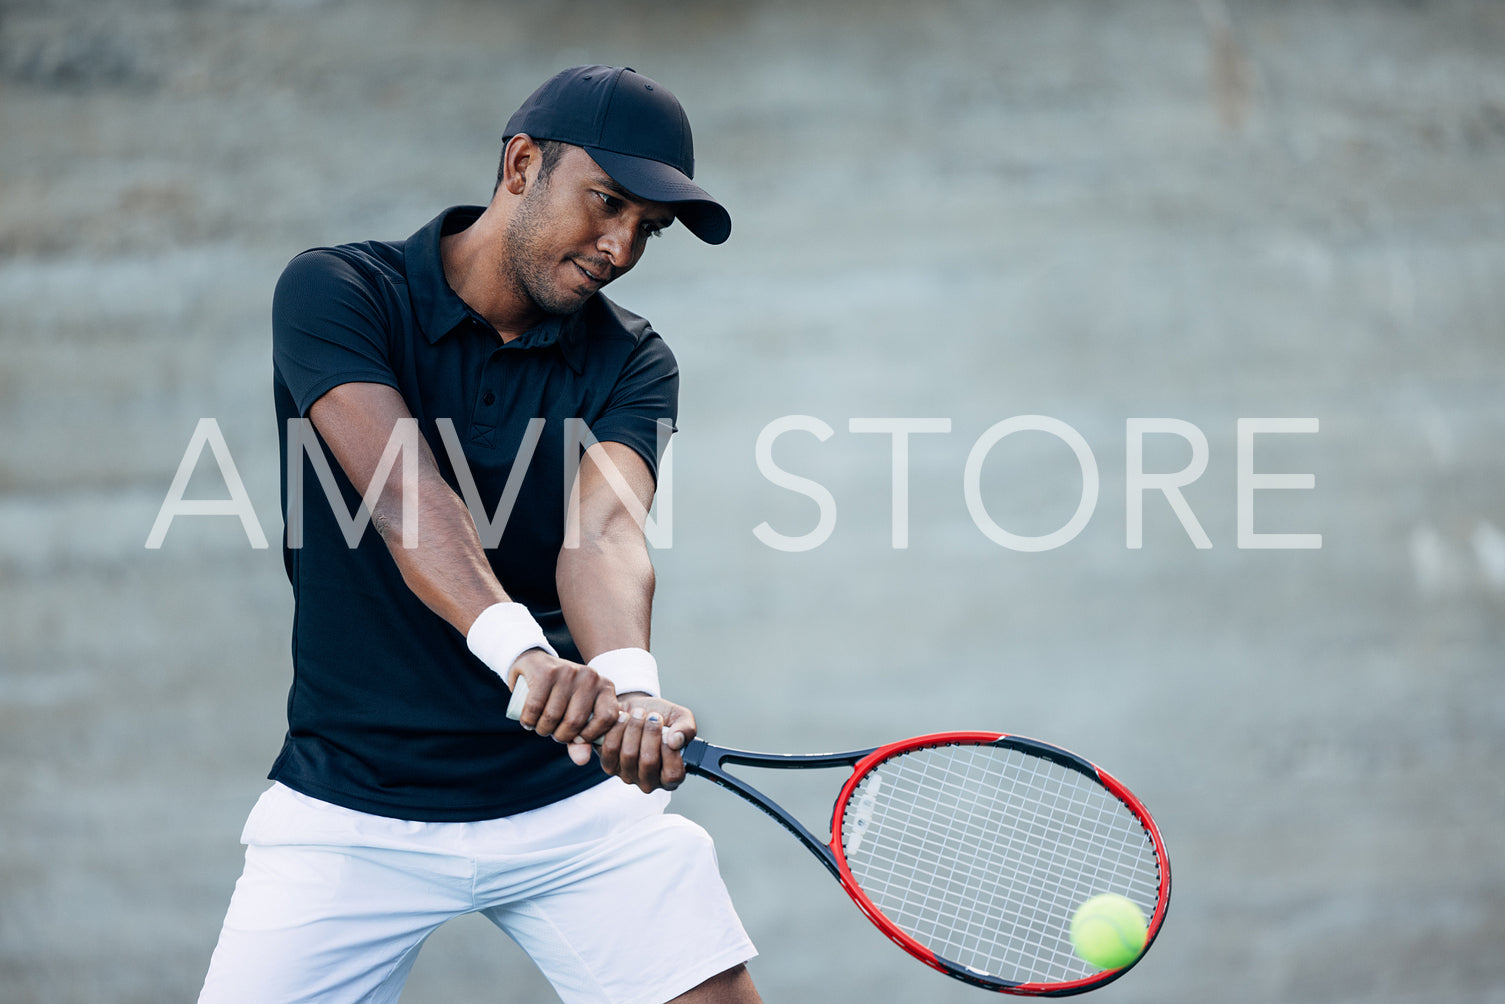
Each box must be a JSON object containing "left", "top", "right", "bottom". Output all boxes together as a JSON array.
[{"left": 2, "top": 1, "right": 1503, "bottom": 1001}]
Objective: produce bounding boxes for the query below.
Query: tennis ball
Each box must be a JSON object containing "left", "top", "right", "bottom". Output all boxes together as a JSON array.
[{"left": 1069, "top": 893, "right": 1147, "bottom": 970}]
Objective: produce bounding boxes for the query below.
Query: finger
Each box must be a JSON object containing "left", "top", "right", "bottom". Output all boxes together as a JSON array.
[
  {"left": 580, "top": 688, "right": 620, "bottom": 744},
  {"left": 533, "top": 677, "right": 572, "bottom": 738},
  {"left": 594, "top": 709, "right": 629, "bottom": 775},
  {"left": 656, "top": 714, "right": 687, "bottom": 789},
  {"left": 617, "top": 706, "right": 646, "bottom": 784},
  {"left": 566, "top": 739, "right": 594, "bottom": 766},
  {"left": 515, "top": 673, "right": 550, "bottom": 733},
  {"left": 535, "top": 665, "right": 592, "bottom": 739},
  {"left": 505, "top": 667, "right": 527, "bottom": 708},
  {"left": 506, "top": 652, "right": 553, "bottom": 731},
  {"left": 508, "top": 668, "right": 552, "bottom": 733},
  {"left": 657, "top": 746, "right": 685, "bottom": 789},
  {"left": 550, "top": 672, "right": 603, "bottom": 744},
  {"left": 661, "top": 707, "right": 696, "bottom": 752},
  {"left": 635, "top": 712, "right": 665, "bottom": 793}
]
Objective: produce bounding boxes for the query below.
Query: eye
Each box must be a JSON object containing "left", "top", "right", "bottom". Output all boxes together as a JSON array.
[
  {"left": 641, "top": 223, "right": 664, "bottom": 239},
  {"left": 595, "top": 191, "right": 623, "bottom": 213}
]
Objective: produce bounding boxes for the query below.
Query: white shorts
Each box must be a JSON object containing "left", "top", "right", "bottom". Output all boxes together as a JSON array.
[{"left": 199, "top": 780, "right": 756, "bottom": 1004}]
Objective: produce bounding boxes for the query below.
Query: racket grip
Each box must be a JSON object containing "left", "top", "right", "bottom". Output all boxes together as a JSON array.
[
  {"left": 505, "top": 675, "right": 529, "bottom": 721},
  {"left": 507, "top": 676, "right": 610, "bottom": 751},
  {"left": 505, "top": 676, "right": 674, "bottom": 750}
]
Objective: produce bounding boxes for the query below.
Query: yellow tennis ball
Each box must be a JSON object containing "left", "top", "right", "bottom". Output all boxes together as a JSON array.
[{"left": 1069, "top": 893, "right": 1147, "bottom": 970}]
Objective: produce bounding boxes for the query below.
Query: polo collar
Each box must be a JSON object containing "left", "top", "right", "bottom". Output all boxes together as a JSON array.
[{"left": 405, "top": 205, "right": 588, "bottom": 373}]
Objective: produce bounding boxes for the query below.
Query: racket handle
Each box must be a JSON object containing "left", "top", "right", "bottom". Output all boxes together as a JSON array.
[
  {"left": 504, "top": 675, "right": 676, "bottom": 750},
  {"left": 505, "top": 675, "right": 529, "bottom": 721}
]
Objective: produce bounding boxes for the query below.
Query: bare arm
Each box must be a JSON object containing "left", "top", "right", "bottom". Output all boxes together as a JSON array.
[
  {"left": 311, "top": 382, "right": 504, "bottom": 632},
  {"left": 557, "top": 441, "right": 659, "bottom": 660},
  {"left": 558, "top": 441, "right": 698, "bottom": 791},
  {"left": 306, "top": 381, "right": 617, "bottom": 745}
]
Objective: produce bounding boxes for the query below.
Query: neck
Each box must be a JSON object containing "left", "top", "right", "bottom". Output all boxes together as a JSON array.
[{"left": 440, "top": 208, "right": 544, "bottom": 342}]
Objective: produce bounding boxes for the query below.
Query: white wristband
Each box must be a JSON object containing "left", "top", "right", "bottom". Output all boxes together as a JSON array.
[
  {"left": 466, "top": 602, "right": 557, "bottom": 685},
  {"left": 588, "top": 647, "right": 660, "bottom": 698}
]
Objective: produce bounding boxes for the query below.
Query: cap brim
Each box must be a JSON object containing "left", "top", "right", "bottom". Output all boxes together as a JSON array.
[{"left": 584, "top": 147, "right": 731, "bottom": 245}]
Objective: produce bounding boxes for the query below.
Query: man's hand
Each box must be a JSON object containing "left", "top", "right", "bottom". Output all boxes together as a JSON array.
[
  {"left": 593, "top": 694, "right": 697, "bottom": 793},
  {"left": 507, "top": 649, "right": 620, "bottom": 749}
]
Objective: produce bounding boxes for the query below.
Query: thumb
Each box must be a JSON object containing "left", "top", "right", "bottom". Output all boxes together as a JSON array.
[{"left": 567, "top": 739, "right": 593, "bottom": 766}]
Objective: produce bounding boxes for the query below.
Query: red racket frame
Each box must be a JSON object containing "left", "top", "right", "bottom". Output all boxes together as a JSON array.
[
  {"left": 502, "top": 699, "right": 1176, "bottom": 995},
  {"left": 817, "top": 731, "right": 1171, "bottom": 995}
]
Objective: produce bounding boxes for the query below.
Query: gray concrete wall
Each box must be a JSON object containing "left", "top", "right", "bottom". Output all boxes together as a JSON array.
[{"left": 2, "top": 1, "right": 1502, "bottom": 1001}]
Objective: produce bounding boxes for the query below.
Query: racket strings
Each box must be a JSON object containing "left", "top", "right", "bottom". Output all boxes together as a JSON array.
[{"left": 839, "top": 743, "right": 1161, "bottom": 987}]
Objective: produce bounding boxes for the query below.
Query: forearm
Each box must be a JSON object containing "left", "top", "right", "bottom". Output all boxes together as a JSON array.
[
  {"left": 308, "top": 382, "right": 510, "bottom": 635},
  {"left": 556, "top": 516, "right": 655, "bottom": 663},
  {"left": 372, "top": 465, "right": 510, "bottom": 635}
]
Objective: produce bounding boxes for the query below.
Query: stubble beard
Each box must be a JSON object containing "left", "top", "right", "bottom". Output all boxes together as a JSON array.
[{"left": 502, "top": 184, "right": 592, "bottom": 317}]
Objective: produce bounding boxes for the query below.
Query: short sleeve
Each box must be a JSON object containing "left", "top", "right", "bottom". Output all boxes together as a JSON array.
[
  {"left": 272, "top": 248, "right": 402, "bottom": 416},
  {"left": 588, "top": 330, "right": 679, "bottom": 482}
]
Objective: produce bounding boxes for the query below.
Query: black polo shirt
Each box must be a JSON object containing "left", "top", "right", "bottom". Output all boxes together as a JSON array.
[{"left": 267, "top": 205, "right": 678, "bottom": 821}]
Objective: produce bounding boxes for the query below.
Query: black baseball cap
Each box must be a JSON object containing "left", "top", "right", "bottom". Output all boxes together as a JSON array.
[{"left": 503, "top": 65, "right": 731, "bottom": 245}]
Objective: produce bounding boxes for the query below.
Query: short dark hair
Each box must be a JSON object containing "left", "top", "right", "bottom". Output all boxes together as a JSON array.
[{"left": 494, "top": 137, "right": 569, "bottom": 192}]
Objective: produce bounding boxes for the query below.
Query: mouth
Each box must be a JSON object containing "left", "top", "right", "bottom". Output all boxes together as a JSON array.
[{"left": 571, "top": 259, "right": 610, "bottom": 287}]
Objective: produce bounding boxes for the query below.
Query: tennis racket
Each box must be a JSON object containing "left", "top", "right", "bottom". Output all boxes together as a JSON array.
[{"left": 506, "top": 678, "right": 1170, "bottom": 996}]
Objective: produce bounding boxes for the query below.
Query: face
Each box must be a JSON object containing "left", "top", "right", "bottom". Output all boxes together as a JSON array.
[{"left": 502, "top": 144, "right": 676, "bottom": 317}]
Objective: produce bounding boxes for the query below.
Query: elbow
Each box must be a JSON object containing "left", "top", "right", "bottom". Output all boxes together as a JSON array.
[
  {"left": 567, "top": 498, "right": 644, "bottom": 555},
  {"left": 370, "top": 499, "right": 398, "bottom": 545},
  {"left": 559, "top": 514, "right": 653, "bottom": 576}
]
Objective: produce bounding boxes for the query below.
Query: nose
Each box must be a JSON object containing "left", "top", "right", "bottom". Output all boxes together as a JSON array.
[{"left": 596, "top": 221, "right": 641, "bottom": 270}]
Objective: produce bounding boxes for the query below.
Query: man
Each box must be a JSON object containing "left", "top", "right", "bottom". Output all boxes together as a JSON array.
[{"left": 199, "top": 66, "right": 762, "bottom": 1004}]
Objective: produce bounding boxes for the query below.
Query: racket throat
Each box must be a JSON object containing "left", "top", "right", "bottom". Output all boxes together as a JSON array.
[{"left": 682, "top": 739, "right": 856, "bottom": 880}]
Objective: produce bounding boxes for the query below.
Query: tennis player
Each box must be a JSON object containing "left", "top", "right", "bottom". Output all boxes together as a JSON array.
[{"left": 199, "top": 66, "right": 761, "bottom": 1003}]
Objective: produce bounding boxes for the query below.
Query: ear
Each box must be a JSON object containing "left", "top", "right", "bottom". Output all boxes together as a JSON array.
[{"left": 500, "top": 134, "right": 538, "bottom": 196}]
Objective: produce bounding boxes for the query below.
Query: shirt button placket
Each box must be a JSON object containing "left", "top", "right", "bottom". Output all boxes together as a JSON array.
[{"left": 470, "top": 355, "right": 502, "bottom": 448}]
